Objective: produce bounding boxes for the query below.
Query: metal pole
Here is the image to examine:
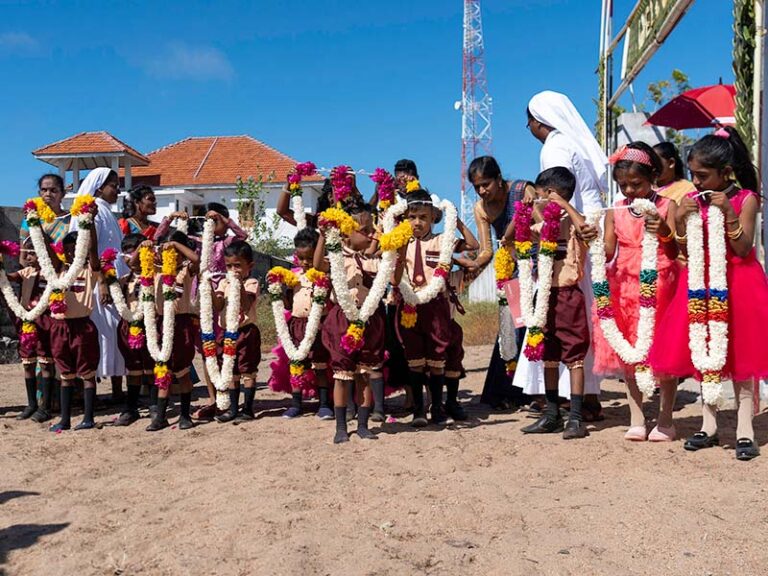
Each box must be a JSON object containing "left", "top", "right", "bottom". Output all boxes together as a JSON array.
[{"left": 759, "top": 0, "right": 768, "bottom": 272}]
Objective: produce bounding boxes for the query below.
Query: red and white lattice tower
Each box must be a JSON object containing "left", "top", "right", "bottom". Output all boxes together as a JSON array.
[{"left": 459, "top": 0, "right": 493, "bottom": 229}]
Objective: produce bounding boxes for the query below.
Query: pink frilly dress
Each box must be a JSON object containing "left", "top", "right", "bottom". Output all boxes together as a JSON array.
[
  {"left": 593, "top": 196, "right": 680, "bottom": 377},
  {"left": 649, "top": 189, "right": 768, "bottom": 382}
]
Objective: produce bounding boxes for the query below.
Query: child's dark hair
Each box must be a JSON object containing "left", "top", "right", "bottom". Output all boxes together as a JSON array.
[
  {"left": 347, "top": 201, "right": 373, "bottom": 217},
  {"left": 653, "top": 142, "right": 685, "bottom": 180},
  {"left": 467, "top": 156, "right": 502, "bottom": 183},
  {"left": 535, "top": 166, "right": 576, "bottom": 200},
  {"left": 121, "top": 233, "right": 145, "bottom": 253},
  {"left": 207, "top": 202, "right": 230, "bottom": 219},
  {"left": 169, "top": 230, "right": 196, "bottom": 250},
  {"left": 63, "top": 231, "right": 78, "bottom": 246},
  {"left": 406, "top": 189, "right": 434, "bottom": 207},
  {"left": 394, "top": 159, "right": 419, "bottom": 178},
  {"left": 612, "top": 141, "right": 662, "bottom": 182},
  {"left": 38, "top": 173, "right": 64, "bottom": 192},
  {"left": 688, "top": 126, "right": 758, "bottom": 191},
  {"left": 317, "top": 178, "right": 333, "bottom": 214},
  {"left": 294, "top": 227, "right": 319, "bottom": 249},
  {"left": 224, "top": 240, "right": 253, "bottom": 262},
  {"left": 122, "top": 185, "right": 154, "bottom": 219}
]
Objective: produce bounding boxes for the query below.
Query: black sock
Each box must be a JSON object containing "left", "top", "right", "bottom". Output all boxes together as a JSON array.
[
  {"left": 228, "top": 387, "right": 240, "bottom": 414},
  {"left": 83, "top": 387, "right": 96, "bottom": 424},
  {"left": 410, "top": 371, "right": 425, "bottom": 416},
  {"left": 334, "top": 406, "right": 347, "bottom": 433},
  {"left": 358, "top": 406, "right": 371, "bottom": 430},
  {"left": 545, "top": 388, "right": 560, "bottom": 419},
  {"left": 180, "top": 392, "right": 192, "bottom": 419},
  {"left": 346, "top": 384, "right": 356, "bottom": 413},
  {"left": 318, "top": 386, "right": 330, "bottom": 409},
  {"left": 570, "top": 394, "right": 583, "bottom": 423},
  {"left": 371, "top": 378, "right": 385, "bottom": 413},
  {"left": 126, "top": 385, "right": 141, "bottom": 412},
  {"left": 59, "top": 386, "right": 72, "bottom": 426},
  {"left": 155, "top": 396, "right": 168, "bottom": 421},
  {"left": 41, "top": 377, "right": 53, "bottom": 411},
  {"left": 24, "top": 376, "right": 38, "bottom": 409},
  {"left": 243, "top": 387, "right": 256, "bottom": 414},
  {"left": 445, "top": 378, "right": 459, "bottom": 406},
  {"left": 149, "top": 384, "right": 158, "bottom": 408},
  {"left": 291, "top": 391, "right": 302, "bottom": 411},
  {"left": 428, "top": 374, "right": 444, "bottom": 412}
]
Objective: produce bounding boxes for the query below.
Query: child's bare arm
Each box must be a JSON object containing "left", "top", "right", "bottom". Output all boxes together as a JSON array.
[
  {"left": 455, "top": 216, "right": 479, "bottom": 252},
  {"left": 169, "top": 241, "right": 200, "bottom": 274},
  {"left": 393, "top": 245, "right": 407, "bottom": 286},
  {"left": 313, "top": 234, "right": 329, "bottom": 272},
  {"left": 88, "top": 227, "right": 100, "bottom": 272}
]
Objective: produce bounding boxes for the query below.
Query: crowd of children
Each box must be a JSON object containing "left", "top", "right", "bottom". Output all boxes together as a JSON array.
[{"left": 3, "top": 127, "right": 768, "bottom": 460}]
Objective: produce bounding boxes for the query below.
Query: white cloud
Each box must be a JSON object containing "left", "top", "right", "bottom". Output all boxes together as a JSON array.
[
  {"left": 143, "top": 42, "right": 234, "bottom": 81},
  {"left": 0, "top": 32, "right": 39, "bottom": 53}
]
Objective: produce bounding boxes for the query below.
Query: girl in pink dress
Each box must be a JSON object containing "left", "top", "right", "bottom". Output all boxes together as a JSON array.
[
  {"left": 590, "top": 142, "right": 681, "bottom": 442},
  {"left": 650, "top": 127, "right": 768, "bottom": 460}
]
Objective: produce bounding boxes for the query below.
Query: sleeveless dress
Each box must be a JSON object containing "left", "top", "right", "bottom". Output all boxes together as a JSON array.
[
  {"left": 592, "top": 196, "right": 680, "bottom": 376},
  {"left": 649, "top": 189, "right": 768, "bottom": 382}
]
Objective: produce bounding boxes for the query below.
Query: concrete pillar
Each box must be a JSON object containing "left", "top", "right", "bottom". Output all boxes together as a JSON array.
[
  {"left": 124, "top": 157, "right": 132, "bottom": 191},
  {"left": 110, "top": 156, "right": 119, "bottom": 174},
  {"left": 72, "top": 158, "right": 80, "bottom": 195}
]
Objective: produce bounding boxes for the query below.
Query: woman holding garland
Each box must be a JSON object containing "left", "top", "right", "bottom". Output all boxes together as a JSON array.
[
  {"left": 650, "top": 127, "right": 768, "bottom": 460},
  {"left": 20, "top": 174, "right": 72, "bottom": 245},
  {"left": 653, "top": 142, "right": 697, "bottom": 205},
  {"left": 119, "top": 185, "right": 159, "bottom": 240}
]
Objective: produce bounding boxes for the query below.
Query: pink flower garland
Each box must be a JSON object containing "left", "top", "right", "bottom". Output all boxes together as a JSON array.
[
  {"left": 331, "top": 165, "right": 354, "bottom": 204},
  {"left": 287, "top": 161, "right": 317, "bottom": 196},
  {"left": 370, "top": 168, "right": 396, "bottom": 211}
]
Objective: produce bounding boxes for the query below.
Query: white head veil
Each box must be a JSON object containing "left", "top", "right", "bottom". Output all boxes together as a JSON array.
[
  {"left": 528, "top": 91, "right": 608, "bottom": 192},
  {"left": 76, "top": 167, "right": 113, "bottom": 198}
]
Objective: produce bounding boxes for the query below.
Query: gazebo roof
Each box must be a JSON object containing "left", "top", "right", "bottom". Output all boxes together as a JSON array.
[{"left": 32, "top": 131, "right": 150, "bottom": 170}]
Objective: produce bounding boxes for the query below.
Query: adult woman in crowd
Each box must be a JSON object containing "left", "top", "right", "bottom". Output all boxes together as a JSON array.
[
  {"left": 468, "top": 155, "right": 535, "bottom": 409},
  {"left": 119, "top": 185, "right": 158, "bottom": 240},
  {"left": 20, "top": 174, "right": 72, "bottom": 245},
  {"left": 653, "top": 141, "right": 696, "bottom": 204},
  {"left": 523, "top": 90, "right": 608, "bottom": 418}
]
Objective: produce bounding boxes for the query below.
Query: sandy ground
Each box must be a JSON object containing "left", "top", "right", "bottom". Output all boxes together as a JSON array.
[{"left": 2, "top": 345, "right": 768, "bottom": 576}]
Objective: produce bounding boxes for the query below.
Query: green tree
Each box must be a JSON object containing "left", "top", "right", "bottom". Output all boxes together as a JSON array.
[
  {"left": 641, "top": 69, "right": 694, "bottom": 149},
  {"left": 733, "top": 0, "right": 755, "bottom": 151},
  {"left": 235, "top": 173, "right": 293, "bottom": 258}
]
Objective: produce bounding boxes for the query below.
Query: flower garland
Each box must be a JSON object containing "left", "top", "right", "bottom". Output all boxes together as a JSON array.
[
  {"left": 320, "top": 200, "right": 407, "bottom": 353},
  {"left": 686, "top": 204, "right": 728, "bottom": 406},
  {"left": 370, "top": 168, "right": 396, "bottom": 212},
  {"left": 405, "top": 179, "right": 421, "bottom": 194},
  {"left": 101, "top": 249, "right": 145, "bottom": 348},
  {"left": 397, "top": 199, "right": 457, "bottom": 328},
  {"left": 139, "top": 246, "right": 177, "bottom": 389},
  {"left": 587, "top": 198, "right": 659, "bottom": 397},
  {"left": 494, "top": 245, "right": 518, "bottom": 375},
  {"left": 515, "top": 201, "right": 562, "bottom": 361},
  {"left": 0, "top": 241, "right": 53, "bottom": 350},
  {"left": 494, "top": 246, "right": 515, "bottom": 306},
  {"left": 268, "top": 266, "right": 330, "bottom": 389},
  {"left": 197, "top": 217, "right": 241, "bottom": 409},
  {"left": 287, "top": 161, "right": 318, "bottom": 231},
  {"left": 330, "top": 165, "right": 355, "bottom": 205}
]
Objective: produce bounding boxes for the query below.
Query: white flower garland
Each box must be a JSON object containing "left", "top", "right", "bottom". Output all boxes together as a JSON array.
[
  {"left": 197, "top": 218, "right": 242, "bottom": 409},
  {"left": 325, "top": 201, "right": 406, "bottom": 324},
  {"left": 0, "top": 265, "right": 54, "bottom": 321},
  {"left": 109, "top": 282, "right": 144, "bottom": 323},
  {"left": 397, "top": 199, "right": 458, "bottom": 306},
  {"left": 686, "top": 205, "right": 729, "bottom": 406},
  {"left": 269, "top": 275, "right": 328, "bottom": 362},
  {"left": 27, "top": 212, "right": 91, "bottom": 291},
  {"left": 142, "top": 284, "right": 175, "bottom": 364},
  {"left": 587, "top": 198, "right": 659, "bottom": 397},
  {"left": 291, "top": 195, "right": 307, "bottom": 231}
]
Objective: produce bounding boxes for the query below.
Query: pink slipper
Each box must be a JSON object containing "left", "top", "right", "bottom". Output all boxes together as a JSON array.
[
  {"left": 624, "top": 425, "right": 647, "bottom": 441},
  {"left": 648, "top": 425, "right": 676, "bottom": 442}
]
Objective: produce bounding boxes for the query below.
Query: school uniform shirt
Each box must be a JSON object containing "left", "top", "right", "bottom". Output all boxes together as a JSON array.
[
  {"left": 404, "top": 233, "right": 457, "bottom": 294},
  {"left": 291, "top": 273, "right": 315, "bottom": 319},
  {"left": 18, "top": 266, "right": 47, "bottom": 310},
  {"left": 531, "top": 215, "right": 586, "bottom": 288},
  {"left": 217, "top": 277, "right": 260, "bottom": 328},
  {"left": 154, "top": 263, "right": 197, "bottom": 316},
  {"left": 51, "top": 268, "right": 97, "bottom": 320},
  {"left": 339, "top": 246, "right": 379, "bottom": 307}
]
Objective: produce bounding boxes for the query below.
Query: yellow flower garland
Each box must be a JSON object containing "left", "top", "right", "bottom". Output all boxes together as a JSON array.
[
  {"left": 139, "top": 246, "right": 155, "bottom": 279},
  {"left": 267, "top": 266, "right": 299, "bottom": 288},
  {"left": 405, "top": 179, "right": 421, "bottom": 193},
  {"left": 378, "top": 221, "right": 413, "bottom": 252},
  {"left": 161, "top": 247, "right": 177, "bottom": 276},
  {"left": 319, "top": 207, "right": 359, "bottom": 236},
  {"left": 28, "top": 198, "right": 56, "bottom": 223},
  {"left": 70, "top": 194, "right": 96, "bottom": 217},
  {"left": 494, "top": 246, "right": 515, "bottom": 282}
]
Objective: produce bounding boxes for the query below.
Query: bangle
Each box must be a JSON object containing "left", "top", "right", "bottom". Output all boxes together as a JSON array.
[
  {"left": 727, "top": 225, "right": 744, "bottom": 240},
  {"left": 674, "top": 232, "right": 687, "bottom": 244},
  {"left": 658, "top": 228, "right": 675, "bottom": 243},
  {"left": 726, "top": 218, "right": 740, "bottom": 226}
]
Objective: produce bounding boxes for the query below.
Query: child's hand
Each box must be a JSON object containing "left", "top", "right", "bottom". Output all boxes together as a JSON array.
[
  {"left": 162, "top": 242, "right": 176, "bottom": 252},
  {"left": 676, "top": 197, "right": 699, "bottom": 223},
  {"left": 522, "top": 186, "right": 536, "bottom": 204},
  {"left": 99, "top": 283, "right": 112, "bottom": 306},
  {"left": 577, "top": 223, "right": 598, "bottom": 243},
  {"left": 206, "top": 211, "right": 223, "bottom": 222},
  {"left": 547, "top": 191, "right": 566, "bottom": 207},
  {"left": 140, "top": 240, "right": 154, "bottom": 250},
  {"left": 170, "top": 211, "right": 188, "bottom": 220},
  {"left": 708, "top": 191, "right": 736, "bottom": 219},
  {"left": 643, "top": 211, "right": 663, "bottom": 234}
]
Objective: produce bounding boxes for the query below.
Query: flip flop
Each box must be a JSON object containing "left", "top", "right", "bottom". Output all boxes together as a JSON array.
[{"left": 624, "top": 425, "right": 647, "bottom": 441}]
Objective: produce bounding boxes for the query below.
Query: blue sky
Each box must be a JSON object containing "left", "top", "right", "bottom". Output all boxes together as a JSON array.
[{"left": 0, "top": 0, "right": 732, "bottom": 207}]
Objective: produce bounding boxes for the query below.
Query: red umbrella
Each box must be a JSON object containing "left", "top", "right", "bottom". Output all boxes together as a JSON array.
[{"left": 646, "top": 84, "right": 736, "bottom": 130}]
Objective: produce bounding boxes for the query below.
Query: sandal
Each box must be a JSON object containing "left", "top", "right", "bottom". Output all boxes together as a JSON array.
[
  {"left": 683, "top": 431, "right": 719, "bottom": 451},
  {"left": 648, "top": 425, "right": 675, "bottom": 442},
  {"left": 624, "top": 425, "right": 647, "bottom": 442},
  {"left": 735, "top": 438, "right": 760, "bottom": 461},
  {"left": 194, "top": 403, "right": 217, "bottom": 420}
]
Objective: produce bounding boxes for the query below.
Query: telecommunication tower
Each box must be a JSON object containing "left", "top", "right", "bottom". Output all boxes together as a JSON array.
[{"left": 457, "top": 0, "right": 493, "bottom": 229}]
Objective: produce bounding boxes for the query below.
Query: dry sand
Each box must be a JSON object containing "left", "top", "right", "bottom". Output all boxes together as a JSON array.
[{"left": 2, "top": 345, "right": 768, "bottom": 576}]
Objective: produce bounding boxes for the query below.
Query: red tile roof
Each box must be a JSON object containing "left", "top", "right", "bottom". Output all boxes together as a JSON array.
[
  {"left": 126, "top": 135, "right": 321, "bottom": 187},
  {"left": 33, "top": 131, "right": 150, "bottom": 164}
]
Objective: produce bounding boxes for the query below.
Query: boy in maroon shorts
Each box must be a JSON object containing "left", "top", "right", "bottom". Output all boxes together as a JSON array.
[
  {"left": 145, "top": 232, "right": 200, "bottom": 432},
  {"left": 114, "top": 233, "right": 155, "bottom": 426},
  {"left": 49, "top": 230, "right": 103, "bottom": 432},
  {"left": 214, "top": 241, "right": 262, "bottom": 423},
  {"left": 397, "top": 190, "right": 477, "bottom": 426}
]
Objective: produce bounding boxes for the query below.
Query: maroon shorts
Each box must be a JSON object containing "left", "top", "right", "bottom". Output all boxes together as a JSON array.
[
  {"left": 289, "top": 315, "right": 330, "bottom": 368},
  {"left": 321, "top": 303, "right": 385, "bottom": 379},
  {"left": 396, "top": 295, "right": 451, "bottom": 369},
  {"left": 16, "top": 313, "right": 53, "bottom": 365},
  {"left": 117, "top": 319, "right": 154, "bottom": 376},
  {"left": 444, "top": 320, "right": 465, "bottom": 378},
  {"left": 158, "top": 313, "right": 197, "bottom": 377},
  {"left": 230, "top": 323, "right": 261, "bottom": 376},
  {"left": 50, "top": 317, "right": 100, "bottom": 379},
  {"left": 543, "top": 285, "right": 590, "bottom": 366}
]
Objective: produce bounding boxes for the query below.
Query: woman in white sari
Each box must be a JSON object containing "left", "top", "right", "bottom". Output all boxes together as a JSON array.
[
  {"left": 70, "top": 168, "right": 126, "bottom": 396},
  {"left": 517, "top": 91, "right": 607, "bottom": 418}
]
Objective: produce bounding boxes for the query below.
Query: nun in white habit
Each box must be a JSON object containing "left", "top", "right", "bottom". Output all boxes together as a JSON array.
[
  {"left": 514, "top": 91, "right": 608, "bottom": 406},
  {"left": 70, "top": 167, "right": 127, "bottom": 382}
]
